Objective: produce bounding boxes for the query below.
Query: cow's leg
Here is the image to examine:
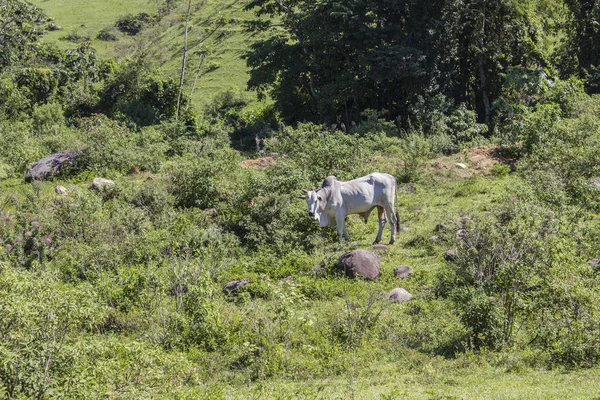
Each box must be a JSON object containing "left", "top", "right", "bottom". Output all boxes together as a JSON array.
[
  {"left": 384, "top": 204, "right": 397, "bottom": 244},
  {"left": 374, "top": 206, "right": 386, "bottom": 244},
  {"left": 336, "top": 213, "right": 348, "bottom": 244}
]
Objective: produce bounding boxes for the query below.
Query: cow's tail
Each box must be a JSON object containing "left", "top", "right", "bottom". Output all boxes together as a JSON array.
[{"left": 395, "top": 178, "right": 400, "bottom": 232}]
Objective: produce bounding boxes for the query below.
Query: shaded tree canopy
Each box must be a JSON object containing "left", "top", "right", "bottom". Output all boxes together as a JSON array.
[{"left": 244, "top": 0, "right": 577, "bottom": 125}]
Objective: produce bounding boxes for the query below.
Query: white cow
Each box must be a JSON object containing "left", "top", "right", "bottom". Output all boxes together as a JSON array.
[{"left": 303, "top": 173, "right": 399, "bottom": 244}]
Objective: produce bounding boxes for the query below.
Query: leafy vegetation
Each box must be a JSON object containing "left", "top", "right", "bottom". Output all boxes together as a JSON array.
[{"left": 2, "top": 0, "right": 600, "bottom": 398}]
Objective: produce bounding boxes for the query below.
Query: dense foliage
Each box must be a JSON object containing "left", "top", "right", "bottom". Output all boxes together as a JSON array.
[{"left": 245, "top": 0, "right": 597, "bottom": 125}]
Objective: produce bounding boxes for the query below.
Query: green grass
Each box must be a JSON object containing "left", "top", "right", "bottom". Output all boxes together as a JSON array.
[
  {"left": 30, "top": 0, "right": 156, "bottom": 56},
  {"left": 30, "top": 0, "right": 269, "bottom": 111}
]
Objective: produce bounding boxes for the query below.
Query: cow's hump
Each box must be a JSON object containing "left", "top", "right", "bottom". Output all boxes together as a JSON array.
[{"left": 322, "top": 175, "right": 337, "bottom": 188}]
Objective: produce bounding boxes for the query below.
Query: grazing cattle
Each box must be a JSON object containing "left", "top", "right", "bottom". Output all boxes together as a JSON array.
[{"left": 302, "top": 173, "right": 399, "bottom": 244}]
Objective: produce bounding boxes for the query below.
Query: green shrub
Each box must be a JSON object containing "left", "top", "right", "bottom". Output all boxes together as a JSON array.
[
  {"left": 397, "top": 131, "right": 432, "bottom": 183},
  {"left": 31, "top": 102, "right": 65, "bottom": 133},
  {"left": 166, "top": 151, "right": 237, "bottom": 209},
  {"left": 0, "top": 264, "right": 102, "bottom": 398},
  {"left": 115, "top": 13, "right": 155, "bottom": 35},
  {"left": 268, "top": 123, "right": 368, "bottom": 183},
  {"left": 182, "top": 273, "right": 228, "bottom": 351},
  {"left": 436, "top": 201, "right": 600, "bottom": 362},
  {"left": 489, "top": 163, "right": 511, "bottom": 177}
]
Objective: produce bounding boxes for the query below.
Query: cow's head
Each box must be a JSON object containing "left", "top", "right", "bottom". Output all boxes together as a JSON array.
[{"left": 303, "top": 189, "right": 329, "bottom": 226}]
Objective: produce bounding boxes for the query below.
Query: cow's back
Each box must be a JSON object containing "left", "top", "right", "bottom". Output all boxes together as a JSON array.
[{"left": 339, "top": 173, "right": 396, "bottom": 212}]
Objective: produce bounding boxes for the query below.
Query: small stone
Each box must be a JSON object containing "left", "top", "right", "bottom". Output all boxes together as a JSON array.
[
  {"left": 587, "top": 259, "right": 600, "bottom": 267},
  {"left": 372, "top": 244, "right": 389, "bottom": 254},
  {"left": 91, "top": 178, "right": 115, "bottom": 191},
  {"left": 444, "top": 248, "right": 458, "bottom": 262},
  {"left": 430, "top": 235, "right": 440, "bottom": 242},
  {"left": 394, "top": 266, "right": 413, "bottom": 279},
  {"left": 384, "top": 288, "right": 413, "bottom": 303},
  {"left": 202, "top": 208, "right": 218, "bottom": 217},
  {"left": 457, "top": 229, "right": 468, "bottom": 241},
  {"left": 223, "top": 279, "right": 249, "bottom": 296},
  {"left": 456, "top": 163, "right": 468, "bottom": 169},
  {"left": 55, "top": 185, "right": 67, "bottom": 195},
  {"left": 399, "top": 183, "right": 417, "bottom": 193}
]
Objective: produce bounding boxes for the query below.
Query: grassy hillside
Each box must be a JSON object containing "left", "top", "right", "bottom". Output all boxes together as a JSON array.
[{"left": 30, "top": 0, "right": 266, "bottom": 110}]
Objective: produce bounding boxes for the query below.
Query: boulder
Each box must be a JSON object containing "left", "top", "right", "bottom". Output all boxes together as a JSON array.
[
  {"left": 394, "top": 266, "right": 413, "bottom": 279},
  {"left": 223, "top": 279, "right": 249, "bottom": 296},
  {"left": 384, "top": 288, "right": 413, "bottom": 303},
  {"left": 55, "top": 185, "right": 68, "bottom": 195},
  {"left": 337, "top": 250, "right": 380, "bottom": 281},
  {"left": 25, "top": 150, "right": 79, "bottom": 182},
  {"left": 91, "top": 178, "right": 115, "bottom": 191}
]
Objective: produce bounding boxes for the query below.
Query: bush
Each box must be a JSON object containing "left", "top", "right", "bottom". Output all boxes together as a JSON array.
[
  {"left": 397, "top": 130, "right": 432, "bottom": 183},
  {"left": 115, "top": 13, "right": 155, "bottom": 35},
  {"left": 97, "top": 26, "right": 119, "bottom": 41},
  {"left": 268, "top": 123, "right": 369, "bottom": 183},
  {"left": 31, "top": 102, "right": 65, "bottom": 133},
  {"left": 436, "top": 201, "right": 600, "bottom": 363},
  {"left": 166, "top": 149, "right": 237, "bottom": 209},
  {"left": 0, "top": 264, "right": 102, "bottom": 398}
]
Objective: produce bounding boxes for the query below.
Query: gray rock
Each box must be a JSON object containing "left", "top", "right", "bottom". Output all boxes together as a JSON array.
[
  {"left": 91, "top": 177, "right": 115, "bottom": 191},
  {"left": 457, "top": 229, "right": 468, "bottom": 241},
  {"left": 223, "top": 279, "right": 249, "bottom": 296},
  {"left": 55, "top": 185, "right": 68, "bottom": 195},
  {"left": 337, "top": 250, "right": 380, "bottom": 281},
  {"left": 394, "top": 266, "right": 413, "bottom": 279},
  {"left": 456, "top": 163, "right": 468, "bottom": 169},
  {"left": 399, "top": 183, "right": 417, "bottom": 193},
  {"left": 202, "top": 208, "right": 218, "bottom": 217},
  {"left": 372, "top": 244, "right": 389, "bottom": 254},
  {"left": 25, "top": 150, "right": 80, "bottom": 182},
  {"left": 384, "top": 288, "right": 413, "bottom": 303},
  {"left": 444, "top": 248, "right": 458, "bottom": 262},
  {"left": 587, "top": 259, "right": 600, "bottom": 267}
]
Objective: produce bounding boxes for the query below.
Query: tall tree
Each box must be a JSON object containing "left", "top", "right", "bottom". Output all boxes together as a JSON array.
[
  {"left": 245, "top": 0, "right": 542, "bottom": 125},
  {"left": 0, "top": 0, "right": 48, "bottom": 71},
  {"left": 562, "top": 0, "right": 600, "bottom": 92}
]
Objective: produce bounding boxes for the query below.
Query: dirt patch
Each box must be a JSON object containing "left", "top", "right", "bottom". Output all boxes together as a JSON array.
[
  {"left": 240, "top": 157, "right": 276, "bottom": 169},
  {"left": 430, "top": 160, "right": 451, "bottom": 170},
  {"left": 462, "top": 145, "right": 514, "bottom": 171},
  {"left": 429, "top": 145, "right": 515, "bottom": 178}
]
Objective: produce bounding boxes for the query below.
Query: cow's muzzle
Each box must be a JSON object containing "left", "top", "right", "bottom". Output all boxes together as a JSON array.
[{"left": 308, "top": 211, "right": 315, "bottom": 217}]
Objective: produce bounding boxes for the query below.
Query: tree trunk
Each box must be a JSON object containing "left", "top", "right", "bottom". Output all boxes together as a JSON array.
[
  {"left": 176, "top": 0, "right": 192, "bottom": 120},
  {"left": 478, "top": 0, "right": 491, "bottom": 124}
]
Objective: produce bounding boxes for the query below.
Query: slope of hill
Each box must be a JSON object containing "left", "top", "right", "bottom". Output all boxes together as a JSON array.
[{"left": 30, "top": 0, "right": 266, "bottom": 110}]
